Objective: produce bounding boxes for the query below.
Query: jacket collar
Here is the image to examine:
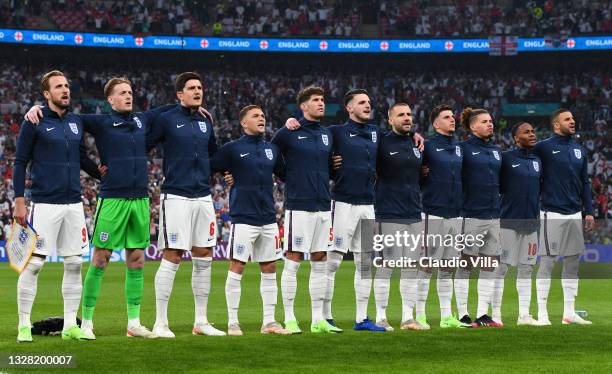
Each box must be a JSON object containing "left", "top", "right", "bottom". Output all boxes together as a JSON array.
[
  {"left": 179, "top": 105, "right": 201, "bottom": 117},
  {"left": 469, "top": 134, "right": 492, "bottom": 146},
  {"left": 241, "top": 133, "right": 263, "bottom": 143},
  {"left": 110, "top": 109, "right": 132, "bottom": 119},
  {"left": 433, "top": 132, "right": 454, "bottom": 143},
  {"left": 299, "top": 117, "right": 321, "bottom": 128},
  {"left": 552, "top": 133, "right": 572, "bottom": 143},
  {"left": 346, "top": 118, "right": 369, "bottom": 128},
  {"left": 42, "top": 106, "right": 66, "bottom": 119}
]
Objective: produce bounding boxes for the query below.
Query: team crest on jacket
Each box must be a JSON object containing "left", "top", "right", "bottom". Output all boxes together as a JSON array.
[
  {"left": 455, "top": 146, "right": 461, "bottom": 157},
  {"left": 371, "top": 131, "right": 377, "bottom": 143},
  {"left": 573, "top": 149, "right": 581, "bottom": 159},
  {"left": 413, "top": 148, "right": 421, "bottom": 158},
  {"left": 533, "top": 161, "right": 539, "bottom": 172},
  {"left": 265, "top": 148, "right": 273, "bottom": 160},
  {"left": 134, "top": 117, "right": 142, "bottom": 128},
  {"left": 492, "top": 150, "right": 500, "bottom": 160},
  {"left": 321, "top": 134, "right": 329, "bottom": 146},
  {"left": 199, "top": 121, "right": 207, "bottom": 133},
  {"left": 69, "top": 122, "right": 78, "bottom": 134}
]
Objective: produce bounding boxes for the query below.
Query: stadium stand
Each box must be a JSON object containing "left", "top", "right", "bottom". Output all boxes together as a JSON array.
[{"left": 1, "top": 0, "right": 611, "bottom": 38}]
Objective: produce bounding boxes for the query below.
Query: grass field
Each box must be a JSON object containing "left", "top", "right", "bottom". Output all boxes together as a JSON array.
[{"left": 1, "top": 261, "right": 611, "bottom": 373}]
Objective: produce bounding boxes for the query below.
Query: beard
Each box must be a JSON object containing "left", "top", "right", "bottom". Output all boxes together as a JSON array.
[
  {"left": 51, "top": 97, "right": 70, "bottom": 110},
  {"left": 394, "top": 124, "right": 412, "bottom": 135}
]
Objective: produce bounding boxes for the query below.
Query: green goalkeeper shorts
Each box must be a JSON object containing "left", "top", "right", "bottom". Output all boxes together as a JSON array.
[{"left": 92, "top": 198, "right": 150, "bottom": 250}]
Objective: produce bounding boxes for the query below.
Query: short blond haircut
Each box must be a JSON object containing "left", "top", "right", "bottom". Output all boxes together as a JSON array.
[{"left": 104, "top": 77, "right": 131, "bottom": 97}]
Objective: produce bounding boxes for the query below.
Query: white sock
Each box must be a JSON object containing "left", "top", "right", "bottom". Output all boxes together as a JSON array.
[
  {"left": 260, "top": 272, "right": 277, "bottom": 326},
  {"left": 416, "top": 270, "right": 432, "bottom": 318},
  {"left": 437, "top": 270, "right": 453, "bottom": 319},
  {"left": 127, "top": 318, "right": 141, "bottom": 329},
  {"left": 536, "top": 278, "right": 551, "bottom": 320},
  {"left": 536, "top": 255, "right": 555, "bottom": 320},
  {"left": 354, "top": 253, "right": 372, "bottom": 323},
  {"left": 309, "top": 261, "right": 326, "bottom": 324},
  {"left": 62, "top": 256, "right": 82, "bottom": 330},
  {"left": 374, "top": 267, "right": 392, "bottom": 322},
  {"left": 17, "top": 256, "right": 45, "bottom": 328},
  {"left": 225, "top": 271, "right": 242, "bottom": 325},
  {"left": 454, "top": 267, "right": 471, "bottom": 318},
  {"left": 400, "top": 268, "right": 417, "bottom": 322},
  {"left": 281, "top": 259, "right": 300, "bottom": 323},
  {"left": 477, "top": 269, "right": 495, "bottom": 318},
  {"left": 516, "top": 264, "right": 533, "bottom": 316},
  {"left": 81, "top": 319, "right": 93, "bottom": 329},
  {"left": 562, "top": 278, "right": 578, "bottom": 317},
  {"left": 324, "top": 251, "right": 343, "bottom": 320},
  {"left": 491, "top": 264, "right": 508, "bottom": 322},
  {"left": 154, "top": 259, "right": 179, "bottom": 326},
  {"left": 192, "top": 257, "right": 212, "bottom": 325}
]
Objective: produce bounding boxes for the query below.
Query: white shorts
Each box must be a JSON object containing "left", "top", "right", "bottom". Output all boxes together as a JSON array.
[
  {"left": 422, "top": 214, "right": 463, "bottom": 260},
  {"left": 461, "top": 218, "right": 501, "bottom": 256},
  {"left": 158, "top": 194, "right": 217, "bottom": 251},
  {"left": 539, "top": 211, "right": 585, "bottom": 257},
  {"left": 500, "top": 228, "right": 538, "bottom": 266},
  {"left": 284, "top": 210, "right": 331, "bottom": 254},
  {"left": 331, "top": 201, "right": 375, "bottom": 253},
  {"left": 29, "top": 202, "right": 88, "bottom": 257},
  {"left": 227, "top": 223, "right": 282, "bottom": 263},
  {"left": 376, "top": 221, "right": 424, "bottom": 261}
]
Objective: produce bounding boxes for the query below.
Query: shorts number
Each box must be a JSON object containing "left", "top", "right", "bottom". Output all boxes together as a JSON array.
[
  {"left": 528, "top": 243, "right": 537, "bottom": 256},
  {"left": 81, "top": 228, "right": 87, "bottom": 243},
  {"left": 329, "top": 228, "right": 333, "bottom": 241},
  {"left": 209, "top": 222, "right": 215, "bottom": 236}
]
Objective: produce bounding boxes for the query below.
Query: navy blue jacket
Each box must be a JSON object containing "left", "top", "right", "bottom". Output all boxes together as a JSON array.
[
  {"left": 421, "top": 133, "right": 463, "bottom": 218},
  {"left": 329, "top": 119, "right": 380, "bottom": 205},
  {"left": 81, "top": 105, "right": 173, "bottom": 198},
  {"left": 500, "top": 148, "right": 541, "bottom": 231},
  {"left": 211, "top": 134, "right": 284, "bottom": 226},
  {"left": 147, "top": 105, "right": 217, "bottom": 198},
  {"left": 533, "top": 134, "right": 593, "bottom": 215},
  {"left": 13, "top": 107, "right": 100, "bottom": 204},
  {"left": 271, "top": 118, "right": 333, "bottom": 212},
  {"left": 375, "top": 131, "right": 422, "bottom": 220},
  {"left": 461, "top": 135, "right": 502, "bottom": 219}
]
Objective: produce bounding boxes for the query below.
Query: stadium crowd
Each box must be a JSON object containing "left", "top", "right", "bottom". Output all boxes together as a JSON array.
[
  {"left": 1, "top": 0, "right": 611, "bottom": 38},
  {"left": 378, "top": 0, "right": 612, "bottom": 37},
  {"left": 0, "top": 63, "right": 610, "bottom": 241}
]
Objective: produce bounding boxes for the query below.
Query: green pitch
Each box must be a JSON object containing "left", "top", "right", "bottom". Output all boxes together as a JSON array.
[{"left": 1, "top": 262, "right": 611, "bottom": 373}]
